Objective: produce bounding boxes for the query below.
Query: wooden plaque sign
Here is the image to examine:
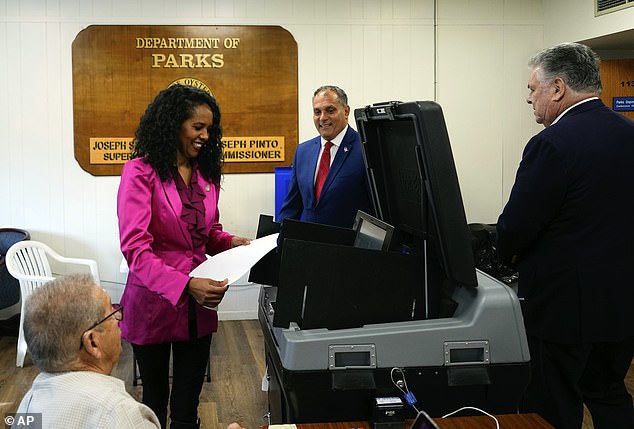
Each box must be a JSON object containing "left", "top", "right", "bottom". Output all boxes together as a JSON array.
[{"left": 72, "top": 25, "right": 298, "bottom": 175}]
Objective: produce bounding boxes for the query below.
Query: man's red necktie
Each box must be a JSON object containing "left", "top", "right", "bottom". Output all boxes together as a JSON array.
[{"left": 314, "top": 141, "right": 333, "bottom": 200}]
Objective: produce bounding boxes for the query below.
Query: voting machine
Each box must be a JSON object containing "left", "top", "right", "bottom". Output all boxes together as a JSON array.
[{"left": 256, "top": 101, "right": 530, "bottom": 424}]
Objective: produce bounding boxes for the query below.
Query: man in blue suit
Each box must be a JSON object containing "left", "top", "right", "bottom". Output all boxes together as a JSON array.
[
  {"left": 278, "top": 85, "right": 372, "bottom": 229},
  {"left": 497, "top": 43, "right": 634, "bottom": 429}
]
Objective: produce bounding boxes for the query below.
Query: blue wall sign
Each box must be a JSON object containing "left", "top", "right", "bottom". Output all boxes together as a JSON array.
[{"left": 613, "top": 96, "right": 634, "bottom": 112}]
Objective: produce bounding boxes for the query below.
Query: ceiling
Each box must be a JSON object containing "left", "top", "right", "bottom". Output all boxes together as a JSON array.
[{"left": 580, "top": 28, "right": 634, "bottom": 52}]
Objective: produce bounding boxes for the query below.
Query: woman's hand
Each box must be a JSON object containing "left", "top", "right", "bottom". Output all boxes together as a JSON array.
[
  {"left": 230, "top": 236, "right": 251, "bottom": 248},
  {"left": 187, "top": 277, "right": 229, "bottom": 307}
]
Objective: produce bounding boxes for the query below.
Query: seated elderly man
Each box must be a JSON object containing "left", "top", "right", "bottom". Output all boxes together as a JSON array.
[{"left": 15, "top": 273, "right": 160, "bottom": 428}]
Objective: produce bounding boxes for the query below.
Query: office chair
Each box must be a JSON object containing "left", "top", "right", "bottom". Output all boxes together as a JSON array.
[{"left": 0, "top": 228, "right": 31, "bottom": 321}]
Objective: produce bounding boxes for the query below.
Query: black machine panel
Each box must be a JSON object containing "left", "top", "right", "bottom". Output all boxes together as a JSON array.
[
  {"left": 273, "top": 238, "right": 424, "bottom": 330},
  {"left": 248, "top": 214, "right": 281, "bottom": 286},
  {"left": 355, "top": 101, "right": 477, "bottom": 291},
  {"left": 248, "top": 216, "right": 357, "bottom": 287}
]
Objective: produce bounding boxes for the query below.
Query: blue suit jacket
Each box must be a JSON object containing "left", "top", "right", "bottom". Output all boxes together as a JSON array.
[
  {"left": 497, "top": 99, "right": 634, "bottom": 343},
  {"left": 278, "top": 126, "right": 372, "bottom": 229}
]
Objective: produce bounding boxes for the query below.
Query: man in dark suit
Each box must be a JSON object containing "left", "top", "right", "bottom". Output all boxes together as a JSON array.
[
  {"left": 277, "top": 85, "right": 372, "bottom": 229},
  {"left": 497, "top": 43, "right": 634, "bottom": 429}
]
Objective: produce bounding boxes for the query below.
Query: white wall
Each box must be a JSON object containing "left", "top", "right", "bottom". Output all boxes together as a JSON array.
[
  {"left": 543, "top": 0, "right": 634, "bottom": 47},
  {"left": 1, "top": 0, "right": 547, "bottom": 316},
  {"left": 435, "top": 0, "right": 544, "bottom": 222}
]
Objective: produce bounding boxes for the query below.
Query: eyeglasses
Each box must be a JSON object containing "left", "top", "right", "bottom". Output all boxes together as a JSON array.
[{"left": 79, "top": 303, "right": 123, "bottom": 349}]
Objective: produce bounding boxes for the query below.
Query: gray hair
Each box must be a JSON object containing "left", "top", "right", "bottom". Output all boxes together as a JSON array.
[
  {"left": 528, "top": 42, "right": 602, "bottom": 94},
  {"left": 23, "top": 273, "right": 103, "bottom": 372},
  {"left": 313, "top": 85, "right": 349, "bottom": 107}
]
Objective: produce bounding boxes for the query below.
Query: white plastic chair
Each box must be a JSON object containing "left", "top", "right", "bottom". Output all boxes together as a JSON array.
[{"left": 5, "top": 240, "right": 100, "bottom": 367}]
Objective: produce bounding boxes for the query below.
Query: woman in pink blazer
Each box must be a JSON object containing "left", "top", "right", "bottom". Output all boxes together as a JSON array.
[{"left": 117, "top": 85, "right": 249, "bottom": 429}]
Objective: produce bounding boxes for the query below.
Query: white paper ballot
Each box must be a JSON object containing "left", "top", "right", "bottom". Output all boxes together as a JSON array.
[{"left": 188, "top": 233, "right": 278, "bottom": 285}]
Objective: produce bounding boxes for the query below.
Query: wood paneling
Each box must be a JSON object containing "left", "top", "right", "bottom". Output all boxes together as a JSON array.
[{"left": 600, "top": 59, "right": 634, "bottom": 120}]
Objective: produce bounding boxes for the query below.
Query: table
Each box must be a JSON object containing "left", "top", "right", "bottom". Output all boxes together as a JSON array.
[
  {"left": 433, "top": 413, "right": 553, "bottom": 428},
  {"left": 266, "top": 414, "right": 554, "bottom": 429}
]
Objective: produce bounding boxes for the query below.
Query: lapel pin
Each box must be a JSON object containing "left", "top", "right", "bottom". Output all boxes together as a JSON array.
[
  {"left": 206, "top": 185, "right": 211, "bottom": 192},
  {"left": 344, "top": 147, "right": 349, "bottom": 152}
]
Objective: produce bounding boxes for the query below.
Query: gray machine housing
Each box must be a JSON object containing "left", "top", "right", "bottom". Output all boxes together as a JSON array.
[
  {"left": 259, "top": 270, "right": 530, "bottom": 423},
  {"left": 263, "top": 270, "right": 528, "bottom": 371}
]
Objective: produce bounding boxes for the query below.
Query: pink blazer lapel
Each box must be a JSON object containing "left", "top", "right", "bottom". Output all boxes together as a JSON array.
[{"left": 161, "top": 178, "right": 192, "bottom": 247}]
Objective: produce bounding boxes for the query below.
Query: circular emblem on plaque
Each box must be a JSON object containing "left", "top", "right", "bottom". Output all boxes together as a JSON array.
[{"left": 169, "top": 77, "right": 213, "bottom": 96}]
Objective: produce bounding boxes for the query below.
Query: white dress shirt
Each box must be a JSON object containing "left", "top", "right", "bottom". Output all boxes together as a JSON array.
[
  {"left": 313, "top": 125, "right": 349, "bottom": 184},
  {"left": 15, "top": 371, "right": 160, "bottom": 429}
]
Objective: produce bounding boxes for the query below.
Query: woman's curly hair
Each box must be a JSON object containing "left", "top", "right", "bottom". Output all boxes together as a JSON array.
[{"left": 132, "top": 84, "right": 223, "bottom": 183}]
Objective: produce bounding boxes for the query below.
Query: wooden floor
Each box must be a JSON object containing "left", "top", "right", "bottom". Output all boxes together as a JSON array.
[
  {"left": 0, "top": 320, "right": 268, "bottom": 429},
  {"left": 1, "top": 319, "right": 633, "bottom": 429}
]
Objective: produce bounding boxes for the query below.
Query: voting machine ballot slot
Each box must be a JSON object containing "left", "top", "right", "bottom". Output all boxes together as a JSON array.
[
  {"left": 444, "top": 340, "right": 490, "bottom": 366},
  {"left": 444, "top": 340, "right": 491, "bottom": 388},
  {"left": 329, "top": 344, "right": 377, "bottom": 370}
]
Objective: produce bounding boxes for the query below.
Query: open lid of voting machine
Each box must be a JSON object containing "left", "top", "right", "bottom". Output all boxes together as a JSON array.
[
  {"left": 355, "top": 101, "right": 477, "bottom": 291},
  {"left": 271, "top": 101, "right": 478, "bottom": 330},
  {"left": 355, "top": 101, "right": 478, "bottom": 319}
]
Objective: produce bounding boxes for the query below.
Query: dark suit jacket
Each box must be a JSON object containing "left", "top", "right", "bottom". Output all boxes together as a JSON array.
[
  {"left": 497, "top": 99, "right": 634, "bottom": 344},
  {"left": 278, "top": 126, "right": 372, "bottom": 229}
]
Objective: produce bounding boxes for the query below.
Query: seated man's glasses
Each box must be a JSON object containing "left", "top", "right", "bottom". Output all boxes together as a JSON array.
[{"left": 79, "top": 303, "right": 123, "bottom": 349}]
